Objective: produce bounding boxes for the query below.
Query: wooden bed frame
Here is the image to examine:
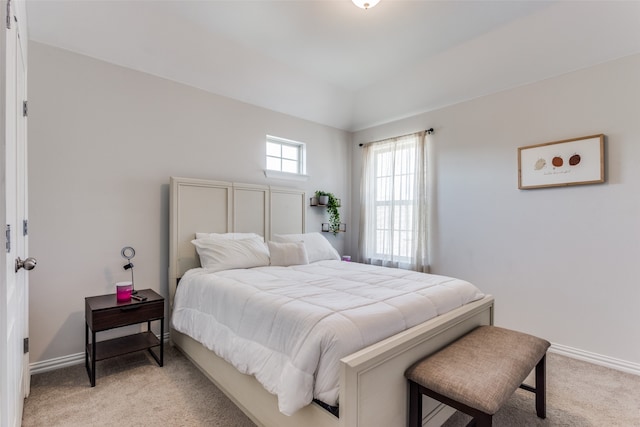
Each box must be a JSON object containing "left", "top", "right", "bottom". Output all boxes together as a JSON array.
[{"left": 168, "top": 176, "right": 494, "bottom": 427}]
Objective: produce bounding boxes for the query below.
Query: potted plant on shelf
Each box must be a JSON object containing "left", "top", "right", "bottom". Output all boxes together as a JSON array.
[{"left": 315, "top": 190, "right": 341, "bottom": 235}]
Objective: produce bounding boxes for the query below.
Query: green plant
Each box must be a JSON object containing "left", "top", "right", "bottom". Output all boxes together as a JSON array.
[{"left": 315, "top": 190, "right": 341, "bottom": 235}]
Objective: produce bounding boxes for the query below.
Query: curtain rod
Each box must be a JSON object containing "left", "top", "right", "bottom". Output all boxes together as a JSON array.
[{"left": 358, "top": 128, "right": 434, "bottom": 147}]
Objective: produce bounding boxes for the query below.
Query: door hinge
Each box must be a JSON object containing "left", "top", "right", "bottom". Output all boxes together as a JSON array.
[
  {"left": 6, "top": 0, "right": 11, "bottom": 29},
  {"left": 23, "top": 337, "right": 29, "bottom": 354},
  {"left": 5, "top": 224, "right": 10, "bottom": 253},
  {"left": 23, "top": 100, "right": 27, "bottom": 117},
  {"left": 23, "top": 219, "right": 28, "bottom": 236}
]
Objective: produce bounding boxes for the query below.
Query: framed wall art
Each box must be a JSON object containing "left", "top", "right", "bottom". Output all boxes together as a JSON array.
[{"left": 518, "top": 134, "right": 604, "bottom": 189}]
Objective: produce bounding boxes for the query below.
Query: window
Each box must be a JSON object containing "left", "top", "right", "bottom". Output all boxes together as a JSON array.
[
  {"left": 266, "top": 135, "right": 306, "bottom": 176},
  {"left": 373, "top": 143, "right": 416, "bottom": 261},
  {"left": 360, "top": 131, "right": 428, "bottom": 271}
]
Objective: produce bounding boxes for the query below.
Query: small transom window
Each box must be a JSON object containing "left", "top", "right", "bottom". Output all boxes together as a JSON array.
[{"left": 266, "top": 135, "right": 306, "bottom": 176}]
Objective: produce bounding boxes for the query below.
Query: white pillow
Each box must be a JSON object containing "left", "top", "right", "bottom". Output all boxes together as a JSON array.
[
  {"left": 268, "top": 241, "right": 309, "bottom": 267},
  {"left": 272, "top": 232, "right": 340, "bottom": 263},
  {"left": 195, "top": 232, "right": 262, "bottom": 241},
  {"left": 191, "top": 237, "right": 269, "bottom": 272}
]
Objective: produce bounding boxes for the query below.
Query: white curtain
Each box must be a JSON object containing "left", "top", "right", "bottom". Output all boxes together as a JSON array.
[{"left": 359, "top": 131, "right": 429, "bottom": 272}]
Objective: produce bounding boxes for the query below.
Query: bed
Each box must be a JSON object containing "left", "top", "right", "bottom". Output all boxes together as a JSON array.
[{"left": 168, "top": 176, "right": 494, "bottom": 427}]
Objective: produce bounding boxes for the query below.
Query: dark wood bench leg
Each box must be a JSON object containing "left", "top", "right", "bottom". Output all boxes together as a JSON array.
[
  {"left": 408, "top": 380, "right": 422, "bottom": 427},
  {"left": 474, "top": 413, "right": 492, "bottom": 427},
  {"left": 535, "top": 354, "right": 547, "bottom": 419}
]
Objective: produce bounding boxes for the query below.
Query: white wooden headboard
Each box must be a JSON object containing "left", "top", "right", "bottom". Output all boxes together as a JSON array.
[{"left": 168, "top": 176, "right": 306, "bottom": 305}]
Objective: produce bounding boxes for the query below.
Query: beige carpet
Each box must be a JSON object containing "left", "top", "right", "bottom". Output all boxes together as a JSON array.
[
  {"left": 23, "top": 348, "right": 640, "bottom": 426},
  {"left": 22, "top": 347, "right": 256, "bottom": 427},
  {"left": 442, "top": 353, "right": 640, "bottom": 427}
]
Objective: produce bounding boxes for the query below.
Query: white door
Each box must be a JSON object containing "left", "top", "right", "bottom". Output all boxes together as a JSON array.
[
  {"left": 1, "top": 1, "right": 30, "bottom": 426},
  {"left": 15, "top": 7, "right": 29, "bottom": 401}
]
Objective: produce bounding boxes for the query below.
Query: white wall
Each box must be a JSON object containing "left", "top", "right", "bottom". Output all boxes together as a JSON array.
[
  {"left": 28, "top": 40, "right": 640, "bottom": 369},
  {"left": 28, "top": 42, "right": 351, "bottom": 363},
  {"left": 351, "top": 54, "right": 640, "bottom": 367}
]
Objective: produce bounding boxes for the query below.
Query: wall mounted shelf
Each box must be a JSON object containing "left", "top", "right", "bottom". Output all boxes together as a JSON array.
[
  {"left": 310, "top": 197, "right": 340, "bottom": 207},
  {"left": 312, "top": 193, "right": 344, "bottom": 234},
  {"left": 322, "top": 223, "right": 346, "bottom": 233}
]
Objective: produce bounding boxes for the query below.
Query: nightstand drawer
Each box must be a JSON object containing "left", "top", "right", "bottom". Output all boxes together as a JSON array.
[{"left": 89, "top": 300, "right": 163, "bottom": 331}]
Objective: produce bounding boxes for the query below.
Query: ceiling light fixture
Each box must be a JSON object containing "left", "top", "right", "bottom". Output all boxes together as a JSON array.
[{"left": 352, "top": 0, "right": 380, "bottom": 10}]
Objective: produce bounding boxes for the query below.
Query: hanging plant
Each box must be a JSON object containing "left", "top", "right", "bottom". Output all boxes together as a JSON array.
[{"left": 315, "top": 190, "right": 341, "bottom": 235}]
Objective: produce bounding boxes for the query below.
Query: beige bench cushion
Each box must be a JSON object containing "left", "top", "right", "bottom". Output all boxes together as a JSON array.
[{"left": 405, "top": 326, "right": 550, "bottom": 414}]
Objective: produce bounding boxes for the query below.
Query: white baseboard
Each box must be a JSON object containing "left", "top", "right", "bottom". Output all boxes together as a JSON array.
[
  {"left": 30, "top": 332, "right": 171, "bottom": 375},
  {"left": 550, "top": 343, "right": 640, "bottom": 376},
  {"left": 30, "top": 352, "right": 85, "bottom": 375},
  {"left": 30, "top": 336, "right": 639, "bottom": 378}
]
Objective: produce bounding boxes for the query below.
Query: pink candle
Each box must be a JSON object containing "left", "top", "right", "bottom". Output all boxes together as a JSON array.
[{"left": 116, "top": 282, "right": 133, "bottom": 302}]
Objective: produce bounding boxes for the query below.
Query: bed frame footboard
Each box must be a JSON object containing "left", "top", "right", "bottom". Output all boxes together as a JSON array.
[
  {"left": 340, "top": 296, "right": 494, "bottom": 427},
  {"left": 171, "top": 296, "right": 494, "bottom": 427}
]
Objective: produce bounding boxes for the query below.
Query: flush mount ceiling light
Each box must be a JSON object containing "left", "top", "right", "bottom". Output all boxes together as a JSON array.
[{"left": 352, "top": 0, "right": 380, "bottom": 10}]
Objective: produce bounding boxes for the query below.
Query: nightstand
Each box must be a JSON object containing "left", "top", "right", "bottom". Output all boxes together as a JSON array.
[{"left": 85, "top": 288, "right": 164, "bottom": 386}]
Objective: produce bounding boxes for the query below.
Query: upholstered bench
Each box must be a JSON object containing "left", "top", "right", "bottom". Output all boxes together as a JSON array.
[{"left": 405, "top": 326, "right": 550, "bottom": 427}]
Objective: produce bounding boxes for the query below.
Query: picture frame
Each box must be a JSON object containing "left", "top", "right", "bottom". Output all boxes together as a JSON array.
[{"left": 518, "top": 134, "right": 604, "bottom": 189}]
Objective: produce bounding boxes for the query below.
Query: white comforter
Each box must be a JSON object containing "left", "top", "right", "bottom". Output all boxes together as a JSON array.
[{"left": 171, "top": 260, "right": 484, "bottom": 415}]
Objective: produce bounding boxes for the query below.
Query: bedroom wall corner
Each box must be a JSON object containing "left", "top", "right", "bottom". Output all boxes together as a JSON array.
[
  {"left": 27, "top": 41, "right": 351, "bottom": 365},
  {"left": 351, "top": 53, "right": 640, "bottom": 368}
]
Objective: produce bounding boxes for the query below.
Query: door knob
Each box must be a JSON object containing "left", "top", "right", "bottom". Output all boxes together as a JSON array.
[{"left": 15, "top": 257, "right": 37, "bottom": 273}]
